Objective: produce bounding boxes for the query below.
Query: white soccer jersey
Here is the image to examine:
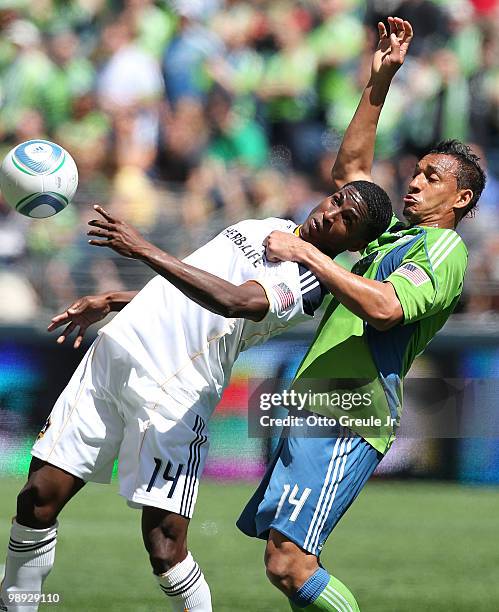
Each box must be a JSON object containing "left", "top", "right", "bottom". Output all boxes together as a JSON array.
[{"left": 100, "top": 218, "right": 328, "bottom": 421}]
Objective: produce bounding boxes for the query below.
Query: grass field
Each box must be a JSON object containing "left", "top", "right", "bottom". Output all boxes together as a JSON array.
[{"left": 1, "top": 478, "right": 499, "bottom": 611}]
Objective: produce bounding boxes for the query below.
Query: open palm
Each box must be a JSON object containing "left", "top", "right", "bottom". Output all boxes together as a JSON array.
[{"left": 372, "top": 17, "right": 413, "bottom": 79}]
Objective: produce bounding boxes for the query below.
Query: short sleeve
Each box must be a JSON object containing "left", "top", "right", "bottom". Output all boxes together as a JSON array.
[
  {"left": 257, "top": 263, "right": 328, "bottom": 325},
  {"left": 386, "top": 235, "right": 468, "bottom": 325}
]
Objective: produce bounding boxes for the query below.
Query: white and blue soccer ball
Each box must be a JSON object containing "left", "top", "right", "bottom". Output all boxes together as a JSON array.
[{"left": 0, "top": 139, "right": 78, "bottom": 218}]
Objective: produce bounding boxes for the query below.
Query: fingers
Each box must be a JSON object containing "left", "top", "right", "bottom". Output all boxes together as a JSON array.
[
  {"left": 263, "top": 231, "right": 278, "bottom": 247},
  {"left": 88, "top": 221, "right": 113, "bottom": 240},
  {"left": 93, "top": 204, "right": 114, "bottom": 222},
  {"left": 404, "top": 20, "right": 414, "bottom": 41},
  {"left": 73, "top": 328, "right": 86, "bottom": 349},
  {"left": 88, "top": 206, "right": 120, "bottom": 246},
  {"left": 88, "top": 219, "right": 114, "bottom": 230},
  {"left": 394, "top": 17, "right": 405, "bottom": 38},
  {"left": 385, "top": 16, "right": 403, "bottom": 63},
  {"left": 389, "top": 32, "right": 401, "bottom": 63},
  {"left": 387, "top": 16, "right": 413, "bottom": 42},
  {"left": 56, "top": 322, "right": 86, "bottom": 349},
  {"left": 56, "top": 321, "right": 76, "bottom": 344},
  {"left": 48, "top": 297, "right": 95, "bottom": 348},
  {"left": 48, "top": 297, "right": 89, "bottom": 331},
  {"left": 87, "top": 228, "right": 111, "bottom": 238},
  {"left": 378, "top": 21, "right": 387, "bottom": 39},
  {"left": 47, "top": 311, "right": 70, "bottom": 331},
  {"left": 88, "top": 239, "right": 111, "bottom": 247},
  {"left": 387, "top": 15, "right": 396, "bottom": 36}
]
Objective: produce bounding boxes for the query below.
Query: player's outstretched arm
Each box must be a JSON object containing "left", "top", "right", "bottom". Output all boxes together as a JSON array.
[
  {"left": 47, "top": 291, "right": 138, "bottom": 348},
  {"left": 331, "top": 17, "right": 413, "bottom": 190},
  {"left": 87, "top": 205, "right": 270, "bottom": 321},
  {"left": 265, "top": 231, "right": 402, "bottom": 330}
]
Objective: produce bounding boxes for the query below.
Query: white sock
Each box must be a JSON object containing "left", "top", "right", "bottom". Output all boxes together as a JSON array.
[
  {"left": 0, "top": 520, "right": 58, "bottom": 612},
  {"left": 157, "top": 552, "right": 212, "bottom": 611}
]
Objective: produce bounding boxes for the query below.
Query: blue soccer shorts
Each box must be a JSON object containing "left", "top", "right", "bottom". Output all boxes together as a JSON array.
[{"left": 237, "top": 427, "right": 382, "bottom": 556}]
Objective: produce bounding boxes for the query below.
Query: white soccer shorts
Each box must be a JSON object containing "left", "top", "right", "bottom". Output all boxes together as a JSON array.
[{"left": 32, "top": 334, "right": 209, "bottom": 518}]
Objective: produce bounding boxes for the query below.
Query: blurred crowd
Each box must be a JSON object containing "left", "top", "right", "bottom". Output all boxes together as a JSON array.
[{"left": 1, "top": 0, "right": 499, "bottom": 321}]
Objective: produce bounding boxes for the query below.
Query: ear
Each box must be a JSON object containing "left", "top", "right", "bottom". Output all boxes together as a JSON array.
[{"left": 453, "top": 188, "right": 473, "bottom": 212}]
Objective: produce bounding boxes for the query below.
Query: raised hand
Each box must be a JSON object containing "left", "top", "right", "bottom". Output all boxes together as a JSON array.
[
  {"left": 47, "top": 295, "right": 112, "bottom": 348},
  {"left": 87, "top": 205, "right": 150, "bottom": 259},
  {"left": 371, "top": 17, "right": 413, "bottom": 81}
]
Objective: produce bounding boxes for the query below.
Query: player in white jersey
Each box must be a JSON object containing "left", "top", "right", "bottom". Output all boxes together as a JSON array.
[{"left": 1, "top": 181, "right": 392, "bottom": 612}]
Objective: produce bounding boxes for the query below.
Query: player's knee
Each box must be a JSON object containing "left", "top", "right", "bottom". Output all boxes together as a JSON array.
[
  {"left": 265, "top": 536, "right": 318, "bottom": 595},
  {"left": 144, "top": 524, "right": 187, "bottom": 574},
  {"left": 265, "top": 546, "right": 296, "bottom": 592},
  {"left": 16, "top": 478, "right": 60, "bottom": 528},
  {"left": 147, "top": 537, "right": 187, "bottom": 574}
]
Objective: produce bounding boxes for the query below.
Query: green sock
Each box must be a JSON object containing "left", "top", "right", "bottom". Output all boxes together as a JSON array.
[
  {"left": 289, "top": 574, "right": 361, "bottom": 611},
  {"left": 312, "top": 575, "right": 360, "bottom": 611}
]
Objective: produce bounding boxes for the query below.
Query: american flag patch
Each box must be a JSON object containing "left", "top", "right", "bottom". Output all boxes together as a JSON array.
[
  {"left": 393, "top": 263, "right": 430, "bottom": 286},
  {"left": 273, "top": 282, "right": 295, "bottom": 312}
]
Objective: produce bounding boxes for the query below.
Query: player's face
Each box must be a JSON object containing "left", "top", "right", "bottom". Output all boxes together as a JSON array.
[
  {"left": 300, "top": 185, "right": 370, "bottom": 256},
  {"left": 404, "top": 154, "right": 462, "bottom": 225}
]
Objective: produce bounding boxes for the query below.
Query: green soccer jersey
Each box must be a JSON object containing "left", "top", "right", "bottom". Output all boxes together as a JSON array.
[{"left": 292, "top": 216, "right": 468, "bottom": 454}]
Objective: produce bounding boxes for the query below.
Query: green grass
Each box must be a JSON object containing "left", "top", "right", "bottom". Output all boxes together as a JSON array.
[{"left": 1, "top": 478, "right": 499, "bottom": 611}]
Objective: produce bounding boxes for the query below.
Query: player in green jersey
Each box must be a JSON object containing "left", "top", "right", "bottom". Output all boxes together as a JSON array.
[{"left": 237, "top": 17, "right": 486, "bottom": 612}]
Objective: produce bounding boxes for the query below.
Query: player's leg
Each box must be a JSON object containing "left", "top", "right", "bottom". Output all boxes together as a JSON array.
[
  {"left": 142, "top": 507, "right": 211, "bottom": 611},
  {"left": 116, "top": 382, "right": 211, "bottom": 611},
  {"left": 237, "top": 427, "right": 382, "bottom": 611},
  {"left": 1, "top": 459, "right": 85, "bottom": 612},
  {"left": 17, "top": 458, "right": 86, "bottom": 528},
  {"left": 1, "top": 336, "right": 126, "bottom": 611},
  {"left": 265, "top": 530, "right": 360, "bottom": 611}
]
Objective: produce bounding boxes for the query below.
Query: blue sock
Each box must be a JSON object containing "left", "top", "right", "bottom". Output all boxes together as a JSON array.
[
  {"left": 289, "top": 568, "right": 361, "bottom": 611},
  {"left": 290, "top": 567, "right": 330, "bottom": 608}
]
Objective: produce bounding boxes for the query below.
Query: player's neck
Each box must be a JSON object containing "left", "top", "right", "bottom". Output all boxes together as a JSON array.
[
  {"left": 418, "top": 220, "right": 456, "bottom": 230},
  {"left": 298, "top": 225, "right": 339, "bottom": 259},
  {"left": 417, "top": 222, "right": 454, "bottom": 229},
  {"left": 407, "top": 213, "right": 456, "bottom": 230}
]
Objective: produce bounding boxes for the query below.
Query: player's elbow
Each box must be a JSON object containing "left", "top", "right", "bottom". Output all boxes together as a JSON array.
[
  {"left": 228, "top": 296, "right": 268, "bottom": 322},
  {"left": 370, "top": 314, "right": 399, "bottom": 331},
  {"left": 369, "top": 302, "right": 403, "bottom": 331},
  {"left": 367, "top": 283, "right": 403, "bottom": 331},
  {"left": 223, "top": 283, "right": 269, "bottom": 321},
  {"left": 331, "top": 168, "right": 372, "bottom": 192}
]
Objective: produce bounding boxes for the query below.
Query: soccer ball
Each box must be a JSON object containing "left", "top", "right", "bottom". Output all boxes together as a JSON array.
[{"left": 0, "top": 139, "right": 78, "bottom": 218}]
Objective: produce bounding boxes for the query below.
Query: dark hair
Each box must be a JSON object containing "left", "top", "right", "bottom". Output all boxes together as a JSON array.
[
  {"left": 344, "top": 180, "right": 393, "bottom": 242},
  {"left": 425, "top": 140, "right": 486, "bottom": 218}
]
